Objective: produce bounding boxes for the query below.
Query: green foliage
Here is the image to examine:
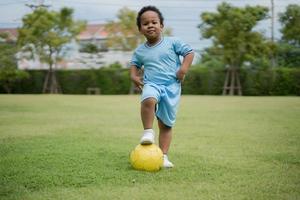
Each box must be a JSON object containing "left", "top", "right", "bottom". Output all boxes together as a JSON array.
[
  {"left": 1, "top": 67, "right": 299, "bottom": 95},
  {"left": 236, "top": 68, "right": 300, "bottom": 96},
  {"left": 200, "top": 47, "right": 225, "bottom": 69},
  {"left": 199, "top": 2, "right": 273, "bottom": 68},
  {"left": 59, "top": 68, "right": 131, "bottom": 94},
  {"left": 277, "top": 4, "right": 300, "bottom": 68},
  {"left": 0, "top": 35, "right": 29, "bottom": 93},
  {"left": 17, "top": 7, "right": 86, "bottom": 93},
  {"left": 0, "top": 68, "right": 29, "bottom": 93},
  {"left": 8, "top": 68, "right": 131, "bottom": 94},
  {"left": 276, "top": 42, "right": 300, "bottom": 67},
  {"left": 279, "top": 4, "right": 300, "bottom": 47},
  {"left": 12, "top": 70, "right": 45, "bottom": 94},
  {"left": 106, "top": 62, "right": 122, "bottom": 69},
  {"left": 105, "top": 7, "right": 144, "bottom": 51},
  {"left": 0, "top": 40, "right": 16, "bottom": 69},
  {"left": 17, "top": 7, "right": 86, "bottom": 67},
  {"left": 242, "top": 69, "right": 275, "bottom": 95},
  {"left": 79, "top": 43, "right": 101, "bottom": 54},
  {"left": 184, "top": 66, "right": 300, "bottom": 96},
  {"left": 271, "top": 68, "right": 300, "bottom": 95},
  {"left": 182, "top": 67, "right": 224, "bottom": 94}
]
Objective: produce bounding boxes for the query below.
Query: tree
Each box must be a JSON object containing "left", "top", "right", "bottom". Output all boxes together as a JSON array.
[
  {"left": 199, "top": 3, "right": 272, "bottom": 95},
  {"left": 279, "top": 4, "right": 300, "bottom": 47},
  {"left": 277, "top": 4, "right": 300, "bottom": 67},
  {"left": 18, "top": 7, "right": 86, "bottom": 93},
  {"left": 104, "top": 7, "right": 144, "bottom": 51},
  {"left": 200, "top": 46, "right": 225, "bottom": 69},
  {"left": 105, "top": 7, "right": 172, "bottom": 51},
  {"left": 80, "top": 43, "right": 101, "bottom": 54},
  {"left": 0, "top": 33, "right": 29, "bottom": 93},
  {"left": 79, "top": 43, "right": 105, "bottom": 67},
  {"left": 276, "top": 42, "right": 300, "bottom": 67}
]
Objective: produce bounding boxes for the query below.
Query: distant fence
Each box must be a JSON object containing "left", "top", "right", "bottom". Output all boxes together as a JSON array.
[{"left": 1, "top": 67, "right": 299, "bottom": 95}]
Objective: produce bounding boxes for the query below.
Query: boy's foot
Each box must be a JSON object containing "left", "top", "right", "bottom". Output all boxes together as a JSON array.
[
  {"left": 140, "top": 129, "right": 155, "bottom": 145},
  {"left": 163, "top": 154, "right": 174, "bottom": 168}
]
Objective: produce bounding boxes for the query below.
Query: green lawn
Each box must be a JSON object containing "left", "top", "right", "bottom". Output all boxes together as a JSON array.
[{"left": 0, "top": 95, "right": 299, "bottom": 200}]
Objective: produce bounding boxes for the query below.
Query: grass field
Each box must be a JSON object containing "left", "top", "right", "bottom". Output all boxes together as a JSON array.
[{"left": 0, "top": 95, "right": 299, "bottom": 200}]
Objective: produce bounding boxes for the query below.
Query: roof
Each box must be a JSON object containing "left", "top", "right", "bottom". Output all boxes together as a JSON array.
[
  {"left": 78, "top": 24, "right": 108, "bottom": 40},
  {"left": 0, "top": 28, "right": 18, "bottom": 41},
  {"left": 0, "top": 24, "right": 108, "bottom": 41}
]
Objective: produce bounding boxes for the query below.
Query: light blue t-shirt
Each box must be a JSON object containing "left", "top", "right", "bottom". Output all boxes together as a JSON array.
[{"left": 131, "top": 37, "right": 193, "bottom": 85}]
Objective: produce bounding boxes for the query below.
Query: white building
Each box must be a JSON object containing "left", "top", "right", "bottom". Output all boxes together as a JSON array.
[{"left": 0, "top": 24, "right": 133, "bottom": 70}]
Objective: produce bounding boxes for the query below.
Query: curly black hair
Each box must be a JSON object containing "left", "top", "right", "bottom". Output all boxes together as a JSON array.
[{"left": 136, "top": 6, "right": 164, "bottom": 30}]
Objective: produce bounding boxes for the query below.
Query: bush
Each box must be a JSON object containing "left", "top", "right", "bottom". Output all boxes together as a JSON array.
[
  {"left": 271, "top": 68, "right": 300, "bottom": 95},
  {"left": 182, "top": 67, "right": 224, "bottom": 95},
  {"left": 1, "top": 67, "right": 299, "bottom": 95},
  {"left": 57, "top": 68, "right": 131, "bottom": 94}
]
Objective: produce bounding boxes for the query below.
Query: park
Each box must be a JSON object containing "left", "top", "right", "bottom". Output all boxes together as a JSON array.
[
  {"left": 0, "top": 95, "right": 299, "bottom": 199},
  {"left": 0, "top": 0, "right": 299, "bottom": 199}
]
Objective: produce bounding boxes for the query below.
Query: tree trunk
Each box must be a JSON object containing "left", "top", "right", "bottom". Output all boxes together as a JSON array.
[
  {"left": 42, "top": 62, "right": 61, "bottom": 94},
  {"left": 3, "top": 81, "right": 11, "bottom": 94},
  {"left": 222, "top": 67, "right": 242, "bottom": 95}
]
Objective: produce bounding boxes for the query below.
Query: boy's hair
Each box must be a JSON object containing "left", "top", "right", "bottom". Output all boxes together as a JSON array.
[{"left": 136, "top": 6, "right": 164, "bottom": 30}]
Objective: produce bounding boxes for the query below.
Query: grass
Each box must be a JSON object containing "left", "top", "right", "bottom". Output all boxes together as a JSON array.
[{"left": 0, "top": 95, "right": 299, "bottom": 200}]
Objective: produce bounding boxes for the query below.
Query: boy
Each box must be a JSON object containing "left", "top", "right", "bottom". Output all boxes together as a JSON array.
[{"left": 130, "top": 6, "right": 194, "bottom": 168}]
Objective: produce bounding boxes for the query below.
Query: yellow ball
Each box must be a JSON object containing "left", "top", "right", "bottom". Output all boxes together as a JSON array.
[{"left": 130, "top": 144, "right": 163, "bottom": 172}]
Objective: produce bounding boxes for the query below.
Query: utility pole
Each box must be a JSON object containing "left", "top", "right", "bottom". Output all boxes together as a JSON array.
[
  {"left": 270, "top": 0, "right": 276, "bottom": 67},
  {"left": 271, "top": 0, "right": 275, "bottom": 42}
]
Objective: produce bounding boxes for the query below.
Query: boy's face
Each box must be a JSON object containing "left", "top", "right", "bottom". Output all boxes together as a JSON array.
[{"left": 139, "top": 11, "right": 163, "bottom": 42}]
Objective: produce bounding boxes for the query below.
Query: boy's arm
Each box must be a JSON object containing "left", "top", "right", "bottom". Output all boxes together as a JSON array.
[
  {"left": 176, "top": 52, "right": 194, "bottom": 82},
  {"left": 130, "top": 65, "right": 144, "bottom": 90}
]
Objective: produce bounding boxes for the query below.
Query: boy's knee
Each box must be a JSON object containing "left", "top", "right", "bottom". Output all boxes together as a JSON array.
[
  {"left": 142, "top": 97, "right": 157, "bottom": 108},
  {"left": 158, "top": 118, "right": 172, "bottom": 129}
]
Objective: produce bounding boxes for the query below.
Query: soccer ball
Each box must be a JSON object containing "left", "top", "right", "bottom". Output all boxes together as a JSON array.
[{"left": 130, "top": 144, "right": 163, "bottom": 172}]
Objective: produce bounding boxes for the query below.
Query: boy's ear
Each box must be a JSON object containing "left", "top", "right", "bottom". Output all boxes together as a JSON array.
[{"left": 160, "top": 24, "right": 164, "bottom": 29}]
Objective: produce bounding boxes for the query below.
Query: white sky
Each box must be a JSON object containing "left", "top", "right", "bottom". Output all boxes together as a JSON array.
[{"left": 0, "top": 0, "right": 300, "bottom": 50}]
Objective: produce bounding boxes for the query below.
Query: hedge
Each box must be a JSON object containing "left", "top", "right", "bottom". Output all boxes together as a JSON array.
[{"left": 1, "top": 67, "right": 299, "bottom": 95}]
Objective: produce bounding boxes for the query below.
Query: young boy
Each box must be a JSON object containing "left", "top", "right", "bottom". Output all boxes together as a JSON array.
[{"left": 130, "top": 6, "right": 194, "bottom": 168}]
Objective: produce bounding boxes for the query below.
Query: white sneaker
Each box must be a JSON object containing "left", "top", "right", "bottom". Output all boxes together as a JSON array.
[
  {"left": 163, "top": 154, "right": 174, "bottom": 168},
  {"left": 140, "top": 129, "right": 155, "bottom": 145}
]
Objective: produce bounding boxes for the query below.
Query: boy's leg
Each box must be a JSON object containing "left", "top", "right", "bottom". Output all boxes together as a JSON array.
[
  {"left": 140, "top": 97, "right": 157, "bottom": 144},
  {"left": 158, "top": 119, "right": 172, "bottom": 154},
  {"left": 158, "top": 119, "right": 174, "bottom": 168},
  {"left": 141, "top": 97, "right": 157, "bottom": 129}
]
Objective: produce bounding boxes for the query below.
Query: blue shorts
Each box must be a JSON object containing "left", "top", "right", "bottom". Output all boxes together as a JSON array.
[{"left": 141, "top": 82, "right": 181, "bottom": 127}]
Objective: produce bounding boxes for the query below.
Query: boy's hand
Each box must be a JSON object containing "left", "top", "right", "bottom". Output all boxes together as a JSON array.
[
  {"left": 176, "top": 69, "right": 186, "bottom": 82},
  {"left": 176, "top": 52, "right": 194, "bottom": 82},
  {"left": 130, "top": 65, "right": 144, "bottom": 91},
  {"left": 131, "top": 75, "right": 144, "bottom": 91}
]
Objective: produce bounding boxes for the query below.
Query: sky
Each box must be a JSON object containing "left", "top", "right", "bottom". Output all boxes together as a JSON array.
[{"left": 0, "top": 0, "right": 300, "bottom": 51}]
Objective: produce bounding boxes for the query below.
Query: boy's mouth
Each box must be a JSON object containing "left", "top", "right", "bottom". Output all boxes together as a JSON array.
[{"left": 147, "top": 30, "right": 155, "bottom": 34}]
